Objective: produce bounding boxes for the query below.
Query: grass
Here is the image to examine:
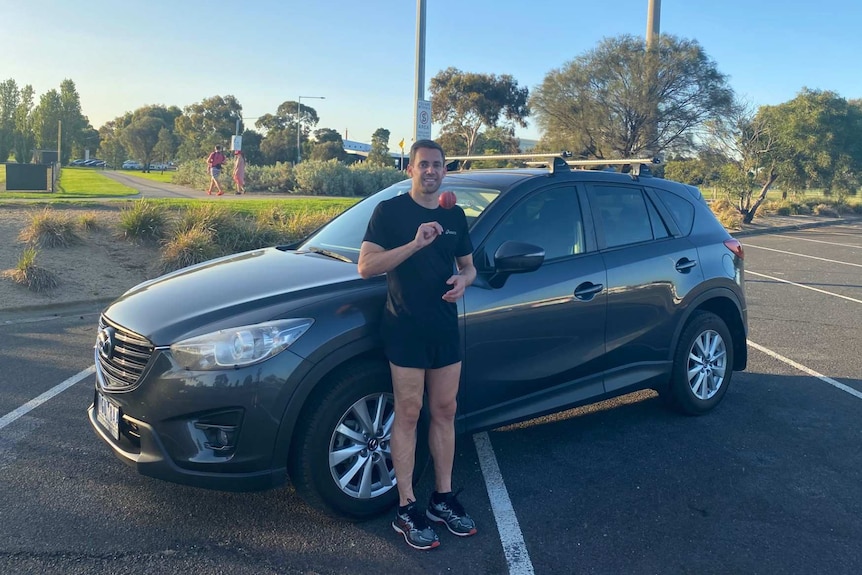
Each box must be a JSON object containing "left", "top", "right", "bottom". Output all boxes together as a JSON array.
[
  {"left": 0, "top": 166, "right": 137, "bottom": 199},
  {"left": 18, "top": 208, "right": 82, "bottom": 248},
  {"left": 1, "top": 247, "right": 60, "bottom": 293},
  {"left": 122, "top": 170, "right": 176, "bottom": 184}
]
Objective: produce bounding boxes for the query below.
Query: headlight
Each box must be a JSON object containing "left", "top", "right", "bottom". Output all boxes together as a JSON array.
[{"left": 170, "top": 319, "right": 313, "bottom": 370}]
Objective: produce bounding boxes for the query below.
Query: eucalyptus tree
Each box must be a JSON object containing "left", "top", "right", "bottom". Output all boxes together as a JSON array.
[
  {"left": 531, "top": 34, "right": 734, "bottom": 159},
  {"left": 429, "top": 67, "right": 529, "bottom": 157}
]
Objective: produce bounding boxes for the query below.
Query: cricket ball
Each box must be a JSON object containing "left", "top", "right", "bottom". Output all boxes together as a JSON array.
[{"left": 438, "top": 190, "right": 457, "bottom": 209}]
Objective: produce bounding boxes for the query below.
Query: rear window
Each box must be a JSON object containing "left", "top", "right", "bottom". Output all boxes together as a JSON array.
[{"left": 657, "top": 191, "right": 695, "bottom": 235}]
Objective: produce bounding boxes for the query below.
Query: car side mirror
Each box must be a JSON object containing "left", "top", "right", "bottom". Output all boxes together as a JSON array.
[{"left": 488, "top": 241, "right": 544, "bottom": 288}]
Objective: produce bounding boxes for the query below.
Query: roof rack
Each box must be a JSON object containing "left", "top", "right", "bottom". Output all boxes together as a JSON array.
[
  {"left": 446, "top": 152, "right": 661, "bottom": 179},
  {"left": 446, "top": 151, "right": 573, "bottom": 174}
]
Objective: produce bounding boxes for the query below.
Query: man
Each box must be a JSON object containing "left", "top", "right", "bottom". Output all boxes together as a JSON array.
[
  {"left": 206, "top": 145, "right": 226, "bottom": 196},
  {"left": 358, "top": 139, "right": 477, "bottom": 550}
]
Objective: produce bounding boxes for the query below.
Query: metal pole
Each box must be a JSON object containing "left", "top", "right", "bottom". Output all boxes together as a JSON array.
[
  {"left": 413, "top": 0, "right": 426, "bottom": 142},
  {"left": 296, "top": 98, "right": 302, "bottom": 164},
  {"left": 646, "top": 0, "right": 661, "bottom": 50},
  {"left": 57, "top": 119, "right": 61, "bottom": 166}
]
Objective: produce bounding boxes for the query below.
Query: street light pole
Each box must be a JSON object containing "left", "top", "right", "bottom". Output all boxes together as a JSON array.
[{"left": 296, "top": 95, "right": 325, "bottom": 164}]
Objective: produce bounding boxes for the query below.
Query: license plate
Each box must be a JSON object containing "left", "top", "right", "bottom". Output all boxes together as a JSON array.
[{"left": 96, "top": 392, "right": 120, "bottom": 441}]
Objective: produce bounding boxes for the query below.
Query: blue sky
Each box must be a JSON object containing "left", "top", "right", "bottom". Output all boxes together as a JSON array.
[{"left": 2, "top": 0, "right": 860, "bottom": 149}]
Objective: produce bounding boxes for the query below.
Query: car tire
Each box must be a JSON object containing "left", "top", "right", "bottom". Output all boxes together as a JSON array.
[
  {"left": 288, "top": 360, "right": 430, "bottom": 520},
  {"left": 664, "top": 311, "right": 734, "bottom": 415}
]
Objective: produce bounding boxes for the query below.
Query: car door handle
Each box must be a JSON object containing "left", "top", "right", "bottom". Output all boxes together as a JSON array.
[
  {"left": 675, "top": 258, "right": 698, "bottom": 273},
  {"left": 574, "top": 282, "right": 603, "bottom": 300}
]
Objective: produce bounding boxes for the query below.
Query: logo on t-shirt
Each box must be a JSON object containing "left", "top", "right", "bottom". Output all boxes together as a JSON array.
[{"left": 443, "top": 229, "right": 457, "bottom": 236}]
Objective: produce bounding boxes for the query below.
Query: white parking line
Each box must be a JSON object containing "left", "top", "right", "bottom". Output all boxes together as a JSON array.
[
  {"left": 474, "top": 431, "right": 535, "bottom": 575},
  {"left": 746, "top": 270, "right": 862, "bottom": 305},
  {"left": 744, "top": 243, "right": 862, "bottom": 268},
  {"left": 0, "top": 366, "right": 94, "bottom": 431},
  {"left": 748, "top": 341, "right": 862, "bottom": 400},
  {"left": 775, "top": 234, "right": 862, "bottom": 250}
]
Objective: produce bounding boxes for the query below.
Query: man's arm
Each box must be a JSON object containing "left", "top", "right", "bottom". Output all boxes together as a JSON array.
[
  {"left": 357, "top": 221, "right": 443, "bottom": 279},
  {"left": 442, "top": 254, "right": 476, "bottom": 302}
]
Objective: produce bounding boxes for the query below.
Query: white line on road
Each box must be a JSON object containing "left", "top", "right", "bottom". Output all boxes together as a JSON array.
[
  {"left": 748, "top": 341, "right": 862, "bottom": 400},
  {"left": 0, "top": 366, "right": 94, "bottom": 431},
  {"left": 775, "top": 234, "right": 862, "bottom": 250},
  {"left": 474, "top": 431, "right": 535, "bottom": 575},
  {"left": 746, "top": 270, "right": 862, "bottom": 305},
  {"left": 743, "top": 243, "right": 862, "bottom": 268}
]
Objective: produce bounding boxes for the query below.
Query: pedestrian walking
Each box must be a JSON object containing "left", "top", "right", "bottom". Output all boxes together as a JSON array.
[{"left": 206, "top": 145, "right": 226, "bottom": 196}]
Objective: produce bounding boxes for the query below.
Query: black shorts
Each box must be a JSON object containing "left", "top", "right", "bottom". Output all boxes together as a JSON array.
[{"left": 384, "top": 336, "right": 461, "bottom": 370}]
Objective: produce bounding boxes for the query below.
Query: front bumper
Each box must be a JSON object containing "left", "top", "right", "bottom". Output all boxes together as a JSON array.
[{"left": 88, "top": 345, "right": 310, "bottom": 492}]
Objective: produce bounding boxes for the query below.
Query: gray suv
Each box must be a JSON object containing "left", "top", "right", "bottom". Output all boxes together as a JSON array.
[{"left": 88, "top": 155, "right": 747, "bottom": 519}]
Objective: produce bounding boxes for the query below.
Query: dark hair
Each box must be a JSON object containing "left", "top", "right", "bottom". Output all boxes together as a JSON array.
[
  {"left": 409, "top": 139, "right": 445, "bottom": 164},
  {"left": 215, "top": 145, "right": 222, "bottom": 151}
]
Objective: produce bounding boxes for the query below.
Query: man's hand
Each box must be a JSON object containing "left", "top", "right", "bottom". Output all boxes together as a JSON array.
[
  {"left": 414, "top": 222, "right": 443, "bottom": 249},
  {"left": 442, "top": 273, "right": 467, "bottom": 302}
]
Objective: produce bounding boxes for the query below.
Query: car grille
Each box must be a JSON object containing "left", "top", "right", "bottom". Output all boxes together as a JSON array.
[{"left": 97, "top": 316, "right": 154, "bottom": 390}]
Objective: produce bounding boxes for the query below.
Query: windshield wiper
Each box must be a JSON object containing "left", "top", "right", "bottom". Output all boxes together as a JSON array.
[{"left": 305, "top": 246, "right": 353, "bottom": 263}]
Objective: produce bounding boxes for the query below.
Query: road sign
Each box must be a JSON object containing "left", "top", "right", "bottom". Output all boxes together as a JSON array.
[{"left": 416, "top": 99, "right": 432, "bottom": 140}]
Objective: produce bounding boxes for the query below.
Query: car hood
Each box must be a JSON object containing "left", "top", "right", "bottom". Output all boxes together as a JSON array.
[{"left": 103, "top": 247, "right": 374, "bottom": 345}]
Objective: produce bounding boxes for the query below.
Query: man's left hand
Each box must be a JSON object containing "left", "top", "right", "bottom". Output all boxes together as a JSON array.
[{"left": 442, "top": 274, "right": 467, "bottom": 302}]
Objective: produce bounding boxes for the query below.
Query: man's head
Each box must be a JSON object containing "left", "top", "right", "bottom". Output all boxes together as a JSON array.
[
  {"left": 215, "top": 145, "right": 222, "bottom": 152},
  {"left": 407, "top": 139, "right": 446, "bottom": 196}
]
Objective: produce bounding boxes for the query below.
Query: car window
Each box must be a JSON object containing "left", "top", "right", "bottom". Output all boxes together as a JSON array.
[
  {"left": 590, "top": 185, "right": 653, "bottom": 248},
  {"left": 656, "top": 190, "right": 695, "bottom": 235},
  {"left": 480, "top": 186, "right": 584, "bottom": 267},
  {"left": 300, "top": 178, "right": 502, "bottom": 261}
]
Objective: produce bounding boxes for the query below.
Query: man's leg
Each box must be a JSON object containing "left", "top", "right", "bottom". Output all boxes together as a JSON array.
[
  {"left": 425, "top": 361, "right": 460, "bottom": 494},
  {"left": 389, "top": 363, "right": 427, "bottom": 506}
]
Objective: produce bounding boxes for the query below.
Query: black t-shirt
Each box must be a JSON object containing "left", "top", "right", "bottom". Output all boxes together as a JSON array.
[{"left": 363, "top": 192, "right": 473, "bottom": 343}]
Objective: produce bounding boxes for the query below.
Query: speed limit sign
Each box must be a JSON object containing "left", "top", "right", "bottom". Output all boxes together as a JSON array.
[{"left": 415, "top": 99, "right": 432, "bottom": 140}]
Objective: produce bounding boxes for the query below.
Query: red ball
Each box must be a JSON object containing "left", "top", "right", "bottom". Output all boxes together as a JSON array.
[{"left": 438, "top": 190, "right": 457, "bottom": 209}]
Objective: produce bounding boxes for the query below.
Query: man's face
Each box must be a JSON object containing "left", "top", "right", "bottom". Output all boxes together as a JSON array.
[{"left": 408, "top": 147, "right": 446, "bottom": 195}]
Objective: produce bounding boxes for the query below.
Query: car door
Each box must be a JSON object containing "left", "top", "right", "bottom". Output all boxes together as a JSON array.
[
  {"left": 458, "top": 184, "right": 607, "bottom": 431},
  {"left": 587, "top": 182, "right": 704, "bottom": 394}
]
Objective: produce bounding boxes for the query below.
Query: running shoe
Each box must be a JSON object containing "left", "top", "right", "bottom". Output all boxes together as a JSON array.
[
  {"left": 392, "top": 501, "right": 441, "bottom": 550},
  {"left": 426, "top": 489, "right": 477, "bottom": 537}
]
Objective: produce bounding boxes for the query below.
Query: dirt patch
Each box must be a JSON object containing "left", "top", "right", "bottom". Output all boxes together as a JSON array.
[{"left": 0, "top": 204, "right": 161, "bottom": 314}]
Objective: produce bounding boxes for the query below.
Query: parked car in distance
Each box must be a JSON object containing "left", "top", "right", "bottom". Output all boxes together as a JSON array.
[
  {"left": 88, "top": 153, "right": 748, "bottom": 520},
  {"left": 122, "top": 161, "right": 144, "bottom": 170},
  {"left": 69, "top": 159, "right": 87, "bottom": 166}
]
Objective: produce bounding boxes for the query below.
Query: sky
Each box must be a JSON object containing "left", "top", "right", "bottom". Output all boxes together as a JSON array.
[{"left": 2, "top": 0, "right": 861, "bottom": 150}]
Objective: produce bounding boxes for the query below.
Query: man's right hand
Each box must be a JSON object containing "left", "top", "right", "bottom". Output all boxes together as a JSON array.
[{"left": 414, "top": 222, "right": 443, "bottom": 249}]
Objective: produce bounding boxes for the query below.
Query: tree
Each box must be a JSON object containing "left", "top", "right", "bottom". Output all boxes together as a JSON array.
[
  {"left": 122, "top": 116, "right": 166, "bottom": 171},
  {"left": 703, "top": 101, "right": 779, "bottom": 223},
  {"left": 366, "top": 128, "right": 392, "bottom": 167},
  {"left": 32, "top": 89, "right": 62, "bottom": 157},
  {"left": 756, "top": 89, "right": 862, "bottom": 199},
  {"left": 531, "top": 34, "right": 734, "bottom": 159},
  {"left": 174, "top": 95, "right": 242, "bottom": 162},
  {"left": 13, "top": 84, "right": 36, "bottom": 163},
  {"left": 311, "top": 128, "right": 345, "bottom": 162},
  {"left": 429, "top": 67, "right": 529, "bottom": 157},
  {"left": 152, "top": 127, "right": 178, "bottom": 164},
  {"left": 58, "top": 79, "right": 93, "bottom": 161},
  {"left": 256, "top": 100, "right": 321, "bottom": 165},
  {"left": 0, "top": 79, "right": 19, "bottom": 162}
]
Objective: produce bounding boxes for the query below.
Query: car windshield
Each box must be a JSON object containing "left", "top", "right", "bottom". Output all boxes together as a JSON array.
[{"left": 298, "top": 177, "right": 502, "bottom": 263}]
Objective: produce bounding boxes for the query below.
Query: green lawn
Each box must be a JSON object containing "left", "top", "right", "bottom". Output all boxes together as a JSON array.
[
  {"left": 0, "top": 166, "right": 138, "bottom": 199},
  {"left": 122, "top": 169, "right": 176, "bottom": 184}
]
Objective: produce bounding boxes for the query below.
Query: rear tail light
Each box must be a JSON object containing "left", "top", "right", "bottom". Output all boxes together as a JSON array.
[{"left": 724, "top": 238, "right": 744, "bottom": 260}]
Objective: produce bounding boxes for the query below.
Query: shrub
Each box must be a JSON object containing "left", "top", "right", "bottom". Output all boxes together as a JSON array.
[
  {"left": 295, "top": 159, "right": 354, "bottom": 196},
  {"left": 349, "top": 162, "right": 407, "bottom": 196},
  {"left": 812, "top": 203, "right": 839, "bottom": 217},
  {"left": 2, "top": 247, "right": 59, "bottom": 293},
  {"left": 18, "top": 208, "right": 81, "bottom": 248},
  {"left": 118, "top": 200, "right": 170, "bottom": 243},
  {"left": 77, "top": 211, "right": 100, "bottom": 231},
  {"left": 159, "top": 226, "right": 220, "bottom": 274}
]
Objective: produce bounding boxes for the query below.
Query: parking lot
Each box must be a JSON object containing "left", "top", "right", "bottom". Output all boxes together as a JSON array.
[{"left": 0, "top": 220, "right": 860, "bottom": 575}]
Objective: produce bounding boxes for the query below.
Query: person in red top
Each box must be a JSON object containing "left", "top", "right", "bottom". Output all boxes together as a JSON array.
[{"left": 206, "top": 145, "right": 226, "bottom": 196}]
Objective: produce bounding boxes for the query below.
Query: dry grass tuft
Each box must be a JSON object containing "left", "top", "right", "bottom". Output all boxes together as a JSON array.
[
  {"left": 17, "top": 208, "right": 81, "bottom": 248},
  {"left": 2, "top": 247, "right": 60, "bottom": 293}
]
